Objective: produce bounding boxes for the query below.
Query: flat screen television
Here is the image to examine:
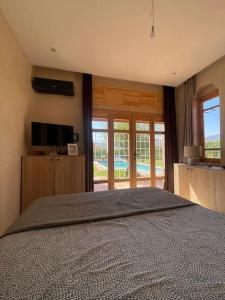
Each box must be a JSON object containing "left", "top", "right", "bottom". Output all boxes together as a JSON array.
[{"left": 31, "top": 122, "right": 74, "bottom": 146}]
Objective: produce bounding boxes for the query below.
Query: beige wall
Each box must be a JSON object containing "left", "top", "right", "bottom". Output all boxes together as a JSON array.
[
  {"left": 0, "top": 38, "right": 84, "bottom": 234},
  {"left": 0, "top": 10, "right": 32, "bottom": 235},
  {"left": 31, "top": 67, "right": 84, "bottom": 154},
  {"left": 176, "top": 55, "right": 225, "bottom": 163}
]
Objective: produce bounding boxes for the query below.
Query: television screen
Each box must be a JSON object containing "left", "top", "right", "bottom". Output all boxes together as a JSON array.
[{"left": 32, "top": 122, "right": 73, "bottom": 146}]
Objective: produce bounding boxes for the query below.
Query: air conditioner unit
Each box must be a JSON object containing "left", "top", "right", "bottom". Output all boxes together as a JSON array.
[{"left": 32, "top": 77, "right": 74, "bottom": 96}]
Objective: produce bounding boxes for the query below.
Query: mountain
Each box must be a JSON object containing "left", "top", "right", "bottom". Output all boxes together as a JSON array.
[{"left": 205, "top": 135, "right": 220, "bottom": 142}]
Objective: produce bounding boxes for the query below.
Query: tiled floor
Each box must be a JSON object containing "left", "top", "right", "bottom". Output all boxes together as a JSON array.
[{"left": 94, "top": 179, "right": 164, "bottom": 192}]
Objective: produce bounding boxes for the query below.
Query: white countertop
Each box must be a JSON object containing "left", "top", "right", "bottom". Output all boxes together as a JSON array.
[{"left": 174, "top": 163, "right": 225, "bottom": 172}]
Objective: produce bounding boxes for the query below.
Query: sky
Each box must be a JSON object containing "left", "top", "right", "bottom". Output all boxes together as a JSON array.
[{"left": 203, "top": 96, "right": 220, "bottom": 138}]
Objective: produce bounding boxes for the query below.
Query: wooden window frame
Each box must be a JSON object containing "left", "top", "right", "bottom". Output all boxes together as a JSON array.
[{"left": 198, "top": 90, "right": 221, "bottom": 163}]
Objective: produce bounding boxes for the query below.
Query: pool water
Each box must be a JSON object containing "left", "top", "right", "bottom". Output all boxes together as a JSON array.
[{"left": 98, "top": 160, "right": 164, "bottom": 176}]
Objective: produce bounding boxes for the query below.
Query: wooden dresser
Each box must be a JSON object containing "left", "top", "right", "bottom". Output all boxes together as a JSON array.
[
  {"left": 174, "top": 163, "right": 225, "bottom": 214},
  {"left": 21, "top": 155, "right": 85, "bottom": 211}
]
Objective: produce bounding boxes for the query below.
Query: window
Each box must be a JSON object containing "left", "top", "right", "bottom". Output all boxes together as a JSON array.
[{"left": 199, "top": 91, "right": 221, "bottom": 161}]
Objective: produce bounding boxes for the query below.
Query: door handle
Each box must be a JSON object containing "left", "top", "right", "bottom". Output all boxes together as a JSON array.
[{"left": 187, "top": 167, "right": 193, "bottom": 171}]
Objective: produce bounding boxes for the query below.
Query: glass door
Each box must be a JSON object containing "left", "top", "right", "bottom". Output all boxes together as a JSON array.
[
  {"left": 135, "top": 121, "right": 151, "bottom": 187},
  {"left": 132, "top": 118, "right": 165, "bottom": 189},
  {"left": 113, "top": 119, "right": 131, "bottom": 189},
  {"left": 92, "top": 115, "right": 165, "bottom": 191},
  {"left": 154, "top": 123, "right": 165, "bottom": 188},
  {"left": 92, "top": 118, "right": 109, "bottom": 192}
]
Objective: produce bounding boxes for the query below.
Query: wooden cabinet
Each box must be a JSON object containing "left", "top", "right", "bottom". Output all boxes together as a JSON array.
[
  {"left": 22, "top": 155, "right": 85, "bottom": 211},
  {"left": 214, "top": 171, "right": 225, "bottom": 213},
  {"left": 174, "top": 165, "right": 191, "bottom": 200},
  {"left": 174, "top": 164, "right": 224, "bottom": 213},
  {"left": 54, "top": 156, "right": 85, "bottom": 195}
]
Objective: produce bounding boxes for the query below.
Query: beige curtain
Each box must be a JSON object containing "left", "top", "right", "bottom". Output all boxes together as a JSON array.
[{"left": 182, "top": 76, "right": 196, "bottom": 161}]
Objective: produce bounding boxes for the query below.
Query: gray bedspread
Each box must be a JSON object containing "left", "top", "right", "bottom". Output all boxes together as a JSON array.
[
  {"left": 4, "top": 187, "right": 193, "bottom": 237},
  {"left": 1, "top": 187, "right": 225, "bottom": 299}
]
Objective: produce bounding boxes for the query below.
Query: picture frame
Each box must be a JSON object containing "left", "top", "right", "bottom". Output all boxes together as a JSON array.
[{"left": 67, "top": 143, "right": 78, "bottom": 155}]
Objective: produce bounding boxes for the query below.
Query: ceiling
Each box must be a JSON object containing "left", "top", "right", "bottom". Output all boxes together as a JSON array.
[{"left": 1, "top": 0, "right": 225, "bottom": 87}]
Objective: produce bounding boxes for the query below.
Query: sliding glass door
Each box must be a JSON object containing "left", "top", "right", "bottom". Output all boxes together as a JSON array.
[{"left": 92, "top": 114, "right": 165, "bottom": 191}]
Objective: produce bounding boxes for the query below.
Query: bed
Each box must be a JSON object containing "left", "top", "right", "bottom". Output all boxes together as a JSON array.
[{"left": 1, "top": 187, "right": 225, "bottom": 299}]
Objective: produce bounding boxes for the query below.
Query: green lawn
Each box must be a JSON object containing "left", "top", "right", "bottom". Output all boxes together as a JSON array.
[
  {"left": 94, "top": 165, "right": 108, "bottom": 178},
  {"left": 94, "top": 165, "right": 128, "bottom": 179},
  {"left": 136, "top": 159, "right": 164, "bottom": 168},
  {"left": 155, "top": 160, "right": 164, "bottom": 168}
]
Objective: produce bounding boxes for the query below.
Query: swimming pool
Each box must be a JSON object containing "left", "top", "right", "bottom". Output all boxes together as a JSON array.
[{"left": 98, "top": 160, "right": 164, "bottom": 176}]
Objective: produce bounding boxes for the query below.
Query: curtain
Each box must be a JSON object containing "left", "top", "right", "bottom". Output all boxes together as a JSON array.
[
  {"left": 183, "top": 76, "right": 196, "bottom": 154},
  {"left": 82, "top": 73, "right": 93, "bottom": 192},
  {"left": 163, "top": 86, "right": 178, "bottom": 193}
]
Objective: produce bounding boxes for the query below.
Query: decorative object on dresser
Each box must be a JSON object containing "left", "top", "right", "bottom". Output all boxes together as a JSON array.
[
  {"left": 183, "top": 145, "right": 200, "bottom": 164},
  {"left": 21, "top": 155, "right": 85, "bottom": 211},
  {"left": 174, "top": 163, "right": 225, "bottom": 214},
  {"left": 67, "top": 144, "right": 78, "bottom": 155}
]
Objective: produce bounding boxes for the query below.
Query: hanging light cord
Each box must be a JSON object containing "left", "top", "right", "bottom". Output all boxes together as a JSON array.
[
  {"left": 152, "top": 0, "right": 155, "bottom": 29},
  {"left": 151, "top": 0, "right": 156, "bottom": 38}
]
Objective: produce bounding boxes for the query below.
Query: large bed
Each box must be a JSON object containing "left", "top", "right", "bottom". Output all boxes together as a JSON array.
[{"left": 1, "top": 187, "right": 225, "bottom": 299}]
